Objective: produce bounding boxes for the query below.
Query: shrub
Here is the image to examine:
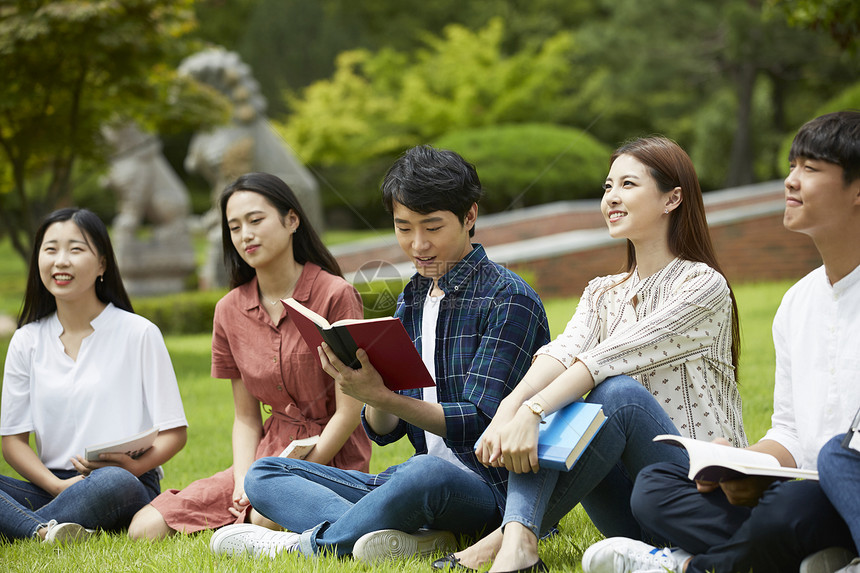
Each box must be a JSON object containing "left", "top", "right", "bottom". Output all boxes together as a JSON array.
[
  {"left": 134, "top": 290, "right": 227, "bottom": 335},
  {"left": 434, "top": 123, "right": 611, "bottom": 213}
]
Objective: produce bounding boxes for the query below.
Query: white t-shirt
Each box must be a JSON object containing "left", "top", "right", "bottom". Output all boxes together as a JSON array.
[
  {"left": 421, "top": 291, "right": 471, "bottom": 474},
  {"left": 1, "top": 303, "right": 187, "bottom": 470},
  {"left": 763, "top": 264, "right": 860, "bottom": 470}
]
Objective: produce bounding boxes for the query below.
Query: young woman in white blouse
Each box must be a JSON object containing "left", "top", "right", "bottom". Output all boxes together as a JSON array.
[
  {"left": 435, "top": 137, "right": 748, "bottom": 572},
  {"left": 0, "top": 208, "right": 187, "bottom": 542}
]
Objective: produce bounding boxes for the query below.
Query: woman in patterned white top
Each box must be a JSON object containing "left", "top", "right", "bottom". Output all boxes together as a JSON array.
[{"left": 435, "top": 137, "right": 747, "bottom": 573}]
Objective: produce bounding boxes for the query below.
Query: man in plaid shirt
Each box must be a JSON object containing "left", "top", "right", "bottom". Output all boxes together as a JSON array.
[{"left": 211, "top": 145, "right": 550, "bottom": 563}]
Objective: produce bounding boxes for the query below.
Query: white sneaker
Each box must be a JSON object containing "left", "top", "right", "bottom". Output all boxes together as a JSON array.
[
  {"left": 42, "top": 520, "right": 97, "bottom": 544},
  {"left": 353, "top": 528, "right": 457, "bottom": 563},
  {"left": 836, "top": 558, "right": 860, "bottom": 573},
  {"left": 209, "top": 523, "right": 300, "bottom": 558},
  {"left": 800, "top": 547, "right": 857, "bottom": 573},
  {"left": 582, "top": 537, "right": 691, "bottom": 573}
]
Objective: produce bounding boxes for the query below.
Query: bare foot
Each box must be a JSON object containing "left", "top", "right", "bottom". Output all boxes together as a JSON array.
[
  {"left": 488, "top": 523, "right": 540, "bottom": 573},
  {"left": 451, "top": 527, "right": 504, "bottom": 569}
]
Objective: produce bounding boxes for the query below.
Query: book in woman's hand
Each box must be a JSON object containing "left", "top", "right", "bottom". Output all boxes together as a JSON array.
[
  {"left": 278, "top": 435, "right": 320, "bottom": 459},
  {"left": 653, "top": 434, "right": 819, "bottom": 481},
  {"left": 283, "top": 297, "right": 434, "bottom": 391},
  {"left": 84, "top": 427, "right": 158, "bottom": 461}
]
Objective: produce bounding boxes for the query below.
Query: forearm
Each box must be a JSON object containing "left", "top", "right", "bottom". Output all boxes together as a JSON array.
[
  {"left": 231, "top": 417, "right": 263, "bottom": 483},
  {"left": 366, "top": 393, "right": 447, "bottom": 437},
  {"left": 305, "top": 403, "right": 361, "bottom": 466},
  {"left": 749, "top": 439, "right": 797, "bottom": 468},
  {"left": 498, "top": 355, "right": 570, "bottom": 415},
  {"left": 132, "top": 427, "right": 187, "bottom": 476},
  {"left": 2, "top": 435, "right": 62, "bottom": 495},
  {"left": 516, "top": 359, "right": 595, "bottom": 416}
]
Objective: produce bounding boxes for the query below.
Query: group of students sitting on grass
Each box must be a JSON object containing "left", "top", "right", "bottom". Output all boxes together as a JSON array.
[{"left": 1, "top": 111, "right": 858, "bottom": 573}]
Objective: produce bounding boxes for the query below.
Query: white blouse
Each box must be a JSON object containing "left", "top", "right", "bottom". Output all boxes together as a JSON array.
[
  {"left": 1, "top": 304, "right": 187, "bottom": 470},
  {"left": 536, "top": 258, "right": 747, "bottom": 446}
]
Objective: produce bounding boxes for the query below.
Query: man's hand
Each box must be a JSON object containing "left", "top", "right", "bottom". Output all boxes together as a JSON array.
[
  {"left": 318, "top": 344, "right": 389, "bottom": 407},
  {"left": 71, "top": 452, "right": 145, "bottom": 476}
]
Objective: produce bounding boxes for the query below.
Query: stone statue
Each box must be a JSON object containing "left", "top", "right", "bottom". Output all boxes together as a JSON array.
[
  {"left": 179, "top": 48, "right": 322, "bottom": 288},
  {"left": 101, "top": 122, "right": 196, "bottom": 296}
]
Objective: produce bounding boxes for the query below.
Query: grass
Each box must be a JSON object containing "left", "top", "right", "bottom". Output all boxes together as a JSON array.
[{"left": 0, "top": 268, "right": 794, "bottom": 571}]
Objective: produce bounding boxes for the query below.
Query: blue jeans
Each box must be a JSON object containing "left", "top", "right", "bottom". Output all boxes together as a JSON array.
[
  {"left": 502, "top": 376, "right": 689, "bottom": 540},
  {"left": 0, "top": 466, "right": 160, "bottom": 540},
  {"left": 820, "top": 434, "right": 860, "bottom": 551},
  {"left": 245, "top": 454, "right": 500, "bottom": 556}
]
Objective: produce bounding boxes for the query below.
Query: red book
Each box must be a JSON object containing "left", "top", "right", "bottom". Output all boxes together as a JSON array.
[{"left": 283, "top": 297, "right": 434, "bottom": 391}]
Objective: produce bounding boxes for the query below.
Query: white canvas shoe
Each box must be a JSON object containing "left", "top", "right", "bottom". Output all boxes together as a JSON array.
[
  {"left": 800, "top": 547, "right": 857, "bottom": 573},
  {"left": 209, "top": 523, "right": 300, "bottom": 558},
  {"left": 42, "top": 520, "right": 97, "bottom": 544},
  {"left": 353, "top": 528, "right": 457, "bottom": 563},
  {"left": 582, "top": 537, "right": 691, "bottom": 573}
]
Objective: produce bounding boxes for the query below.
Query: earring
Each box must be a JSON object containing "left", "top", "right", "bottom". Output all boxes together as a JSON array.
[
  {"left": 664, "top": 208, "right": 669, "bottom": 214},
  {"left": 97, "top": 275, "right": 104, "bottom": 284}
]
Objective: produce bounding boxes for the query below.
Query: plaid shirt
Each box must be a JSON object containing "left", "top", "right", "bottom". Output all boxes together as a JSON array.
[{"left": 361, "top": 244, "right": 550, "bottom": 512}]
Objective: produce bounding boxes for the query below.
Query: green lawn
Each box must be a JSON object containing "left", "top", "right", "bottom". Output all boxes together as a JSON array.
[{"left": 0, "top": 279, "right": 793, "bottom": 572}]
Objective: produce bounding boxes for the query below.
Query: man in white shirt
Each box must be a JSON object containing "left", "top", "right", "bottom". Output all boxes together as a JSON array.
[{"left": 580, "top": 110, "right": 860, "bottom": 573}]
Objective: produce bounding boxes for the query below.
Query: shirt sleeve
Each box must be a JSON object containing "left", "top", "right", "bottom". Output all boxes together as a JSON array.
[
  {"left": 762, "top": 294, "right": 803, "bottom": 464},
  {"left": 0, "top": 329, "right": 34, "bottom": 435},
  {"left": 139, "top": 321, "right": 188, "bottom": 431},
  {"left": 577, "top": 267, "right": 732, "bottom": 385},
  {"left": 324, "top": 282, "right": 364, "bottom": 324},
  {"left": 441, "top": 292, "right": 550, "bottom": 449},
  {"left": 211, "top": 299, "right": 241, "bottom": 380}
]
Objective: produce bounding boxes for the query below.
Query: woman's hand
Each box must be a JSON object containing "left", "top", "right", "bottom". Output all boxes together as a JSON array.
[
  {"left": 228, "top": 483, "right": 250, "bottom": 518},
  {"left": 71, "top": 452, "right": 145, "bottom": 476},
  {"left": 475, "top": 401, "right": 519, "bottom": 467},
  {"left": 477, "top": 403, "right": 542, "bottom": 474}
]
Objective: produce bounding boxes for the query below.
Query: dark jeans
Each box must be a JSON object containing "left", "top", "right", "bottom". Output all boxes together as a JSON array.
[{"left": 632, "top": 461, "right": 855, "bottom": 573}]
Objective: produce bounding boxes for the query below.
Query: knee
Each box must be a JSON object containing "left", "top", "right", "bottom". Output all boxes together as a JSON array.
[
  {"left": 128, "top": 505, "right": 172, "bottom": 541},
  {"left": 630, "top": 462, "right": 689, "bottom": 522},
  {"left": 244, "top": 457, "right": 303, "bottom": 502},
  {"left": 88, "top": 466, "right": 140, "bottom": 498},
  {"left": 817, "top": 435, "right": 844, "bottom": 481},
  {"left": 589, "top": 376, "right": 649, "bottom": 412},
  {"left": 746, "top": 481, "right": 828, "bottom": 543},
  {"left": 389, "top": 456, "right": 453, "bottom": 494}
]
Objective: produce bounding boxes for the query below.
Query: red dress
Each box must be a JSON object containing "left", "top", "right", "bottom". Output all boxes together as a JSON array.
[{"left": 150, "top": 264, "right": 372, "bottom": 532}]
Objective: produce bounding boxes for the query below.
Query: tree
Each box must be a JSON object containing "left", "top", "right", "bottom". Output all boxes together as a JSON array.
[
  {"left": 279, "top": 18, "right": 575, "bottom": 166},
  {"left": 0, "top": 0, "right": 226, "bottom": 261}
]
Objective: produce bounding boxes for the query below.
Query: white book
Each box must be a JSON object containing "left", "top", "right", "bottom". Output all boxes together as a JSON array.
[
  {"left": 654, "top": 434, "right": 819, "bottom": 481},
  {"left": 84, "top": 427, "right": 158, "bottom": 462},
  {"left": 278, "top": 435, "right": 320, "bottom": 459}
]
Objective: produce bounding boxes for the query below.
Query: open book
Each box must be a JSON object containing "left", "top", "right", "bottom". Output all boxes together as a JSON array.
[
  {"left": 279, "top": 435, "right": 319, "bottom": 459},
  {"left": 475, "top": 401, "right": 606, "bottom": 472},
  {"left": 653, "top": 434, "right": 819, "bottom": 481},
  {"left": 283, "top": 298, "right": 434, "bottom": 391},
  {"left": 85, "top": 427, "right": 158, "bottom": 462}
]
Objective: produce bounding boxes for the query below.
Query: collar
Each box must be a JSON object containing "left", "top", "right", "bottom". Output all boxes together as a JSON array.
[
  {"left": 406, "top": 244, "right": 488, "bottom": 298},
  {"left": 237, "top": 263, "right": 322, "bottom": 311}
]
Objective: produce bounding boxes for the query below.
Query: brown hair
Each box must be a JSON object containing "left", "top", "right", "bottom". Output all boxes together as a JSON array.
[{"left": 611, "top": 136, "right": 740, "bottom": 374}]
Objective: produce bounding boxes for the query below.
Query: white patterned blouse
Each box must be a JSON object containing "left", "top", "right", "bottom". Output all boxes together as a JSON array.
[{"left": 535, "top": 257, "right": 747, "bottom": 446}]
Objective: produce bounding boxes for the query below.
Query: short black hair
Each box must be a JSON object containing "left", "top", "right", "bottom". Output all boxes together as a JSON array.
[
  {"left": 789, "top": 110, "right": 860, "bottom": 185},
  {"left": 381, "top": 145, "right": 483, "bottom": 237}
]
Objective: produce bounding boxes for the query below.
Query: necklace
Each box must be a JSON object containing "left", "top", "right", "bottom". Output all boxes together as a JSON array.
[{"left": 260, "top": 276, "right": 299, "bottom": 306}]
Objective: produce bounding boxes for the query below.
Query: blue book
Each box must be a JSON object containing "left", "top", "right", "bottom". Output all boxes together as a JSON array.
[
  {"left": 536, "top": 401, "right": 606, "bottom": 471},
  {"left": 474, "top": 401, "right": 606, "bottom": 472}
]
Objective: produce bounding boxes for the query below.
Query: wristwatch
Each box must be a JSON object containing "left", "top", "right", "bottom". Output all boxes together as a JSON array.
[{"left": 522, "top": 399, "right": 546, "bottom": 421}]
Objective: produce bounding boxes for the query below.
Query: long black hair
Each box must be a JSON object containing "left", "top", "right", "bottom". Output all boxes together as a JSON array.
[
  {"left": 18, "top": 208, "right": 133, "bottom": 328},
  {"left": 219, "top": 172, "right": 342, "bottom": 289}
]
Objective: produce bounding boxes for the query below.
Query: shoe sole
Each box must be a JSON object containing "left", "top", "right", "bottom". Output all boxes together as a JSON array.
[
  {"left": 354, "top": 529, "right": 457, "bottom": 563},
  {"left": 45, "top": 523, "right": 96, "bottom": 544}
]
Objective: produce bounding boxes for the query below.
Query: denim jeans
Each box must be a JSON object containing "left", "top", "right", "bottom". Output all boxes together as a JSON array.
[
  {"left": 245, "top": 453, "right": 501, "bottom": 556},
  {"left": 0, "top": 466, "right": 160, "bottom": 540},
  {"left": 501, "top": 376, "right": 689, "bottom": 540},
  {"left": 820, "top": 434, "right": 860, "bottom": 550}
]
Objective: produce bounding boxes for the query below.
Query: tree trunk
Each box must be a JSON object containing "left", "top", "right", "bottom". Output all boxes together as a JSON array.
[{"left": 725, "top": 61, "right": 757, "bottom": 187}]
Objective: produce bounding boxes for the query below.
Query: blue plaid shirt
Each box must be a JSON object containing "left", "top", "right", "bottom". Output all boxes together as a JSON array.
[{"left": 361, "top": 244, "right": 550, "bottom": 512}]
